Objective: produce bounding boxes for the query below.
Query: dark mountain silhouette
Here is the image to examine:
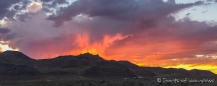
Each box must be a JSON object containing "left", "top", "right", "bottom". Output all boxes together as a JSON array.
[
  {"left": 0, "top": 63, "right": 40, "bottom": 76},
  {"left": 84, "top": 61, "right": 137, "bottom": 78},
  {"left": 116, "top": 60, "right": 139, "bottom": 68},
  {"left": 0, "top": 51, "right": 216, "bottom": 82},
  {"left": 0, "top": 51, "right": 35, "bottom": 66}
]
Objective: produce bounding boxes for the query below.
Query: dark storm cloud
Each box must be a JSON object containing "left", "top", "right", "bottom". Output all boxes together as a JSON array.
[
  {"left": 5, "top": 10, "right": 17, "bottom": 20},
  {"left": 167, "top": 0, "right": 176, "bottom": 4},
  {"left": 40, "top": 0, "right": 53, "bottom": 2},
  {"left": 52, "top": 0, "right": 68, "bottom": 5},
  {"left": 0, "top": 0, "right": 32, "bottom": 20},
  {"left": 0, "top": 0, "right": 21, "bottom": 19},
  {"left": 206, "top": 0, "right": 213, "bottom": 2},
  {"left": 16, "top": 13, "right": 32, "bottom": 22},
  {"left": 40, "top": 0, "right": 68, "bottom": 8},
  {"left": 13, "top": 5, "right": 20, "bottom": 10},
  {"left": 47, "top": 0, "right": 143, "bottom": 26},
  {"left": 20, "top": 0, "right": 32, "bottom": 9},
  {"left": 47, "top": 0, "right": 203, "bottom": 30},
  {"left": 48, "top": 0, "right": 202, "bottom": 27},
  {"left": 47, "top": 0, "right": 202, "bottom": 43},
  {"left": 173, "top": 19, "right": 217, "bottom": 43},
  {"left": 0, "top": 27, "right": 12, "bottom": 42},
  {"left": 0, "top": 28, "right": 10, "bottom": 34},
  {"left": 1, "top": 33, "right": 16, "bottom": 41},
  {"left": 40, "top": 0, "right": 68, "bottom": 13}
]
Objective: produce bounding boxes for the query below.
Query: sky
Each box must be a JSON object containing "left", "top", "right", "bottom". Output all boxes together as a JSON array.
[{"left": 0, "top": 0, "right": 217, "bottom": 74}]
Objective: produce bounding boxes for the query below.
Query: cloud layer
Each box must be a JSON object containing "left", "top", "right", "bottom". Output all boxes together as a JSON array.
[{"left": 0, "top": 0, "right": 217, "bottom": 69}]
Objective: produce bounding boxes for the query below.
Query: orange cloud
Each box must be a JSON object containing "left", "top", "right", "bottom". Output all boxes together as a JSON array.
[
  {"left": 26, "top": 2, "right": 42, "bottom": 13},
  {"left": 1, "top": 20, "right": 8, "bottom": 27}
]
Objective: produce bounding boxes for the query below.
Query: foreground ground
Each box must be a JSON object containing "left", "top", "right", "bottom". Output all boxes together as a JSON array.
[{"left": 0, "top": 77, "right": 216, "bottom": 86}]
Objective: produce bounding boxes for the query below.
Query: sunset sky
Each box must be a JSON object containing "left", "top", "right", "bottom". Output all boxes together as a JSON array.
[{"left": 0, "top": 0, "right": 217, "bottom": 74}]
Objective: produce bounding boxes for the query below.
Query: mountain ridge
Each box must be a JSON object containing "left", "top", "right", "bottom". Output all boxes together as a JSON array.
[{"left": 0, "top": 50, "right": 216, "bottom": 82}]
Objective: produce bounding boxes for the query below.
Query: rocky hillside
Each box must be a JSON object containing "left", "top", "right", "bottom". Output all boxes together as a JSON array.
[{"left": 0, "top": 51, "right": 216, "bottom": 81}]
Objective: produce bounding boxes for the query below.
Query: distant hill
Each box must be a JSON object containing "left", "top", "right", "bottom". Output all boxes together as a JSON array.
[
  {"left": 0, "top": 51, "right": 216, "bottom": 82},
  {"left": 84, "top": 61, "right": 137, "bottom": 78},
  {"left": 0, "top": 51, "right": 35, "bottom": 65}
]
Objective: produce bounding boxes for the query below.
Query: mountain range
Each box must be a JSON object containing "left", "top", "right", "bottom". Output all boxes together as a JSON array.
[{"left": 0, "top": 51, "right": 216, "bottom": 82}]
